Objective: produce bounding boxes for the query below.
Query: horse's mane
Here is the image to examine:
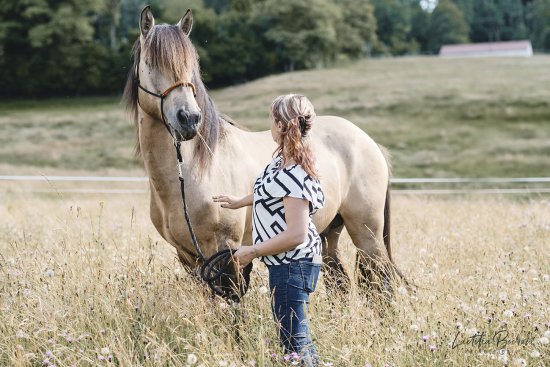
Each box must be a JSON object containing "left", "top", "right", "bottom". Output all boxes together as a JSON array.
[{"left": 122, "top": 24, "right": 243, "bottom": 173}]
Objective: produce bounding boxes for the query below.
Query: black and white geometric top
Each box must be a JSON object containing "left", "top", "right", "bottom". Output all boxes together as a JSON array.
[{"left": 252, "top": 153, "right": 325, "bottom": 266}]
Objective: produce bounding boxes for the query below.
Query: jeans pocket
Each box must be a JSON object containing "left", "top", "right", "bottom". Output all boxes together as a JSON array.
[
  {"left": 287, "top": 261, "right": 305, "bottom": 290},
  {"left": 301, "top": 262, "right": 321, "bottom": 293}
]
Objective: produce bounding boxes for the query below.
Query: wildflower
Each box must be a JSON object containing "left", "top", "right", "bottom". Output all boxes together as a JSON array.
[
  {"left": 284, "top": 354, "right": 291, "bottom": 361},
  {"left": 429, "top": 345, "right": 437, "bottom": 352},
  {"left": 513, "top": 358, "right": 527, "bottom": 367},
  {"left": 290, "top": 352, "right": 300, "bottom": 359},
  {"left": 364, "top": 364, "right": 373, "bottom": 367},
  {"left": 456, "top": 322, "right": 464, "bottom": 330},
  {"left": 502, "top": 309, "right": 514, "bottom": 318},
  {"left": 530, "top": 349, "right": 540, "bottom": 358},
  {"left": 322, "top": 362, "right": 334, "bottom": 366},
  {"left": 98, "top": 355, "right": 105, "bottom": 362},
  {"left": 101, "top": 347, "right": 110, "bottom": 355},
  {"left": 499, "top": 293, "right": 507, "bottom": 303},
  {"left": 187, "top": 353, "right": 198, "bottom": 365},
  {"left": 545, "top": 330, "right": 550, "bottom": 338},
  {"left": 542, "top": 274, "right": 549, "bottom": 282},
  {"left": 248, "top": 360, "right": 256, "bottom": 366},
  {"left": 410, "top": 324, "right": 419, "bottom": 331},
  {"left": 497, "top": 349, "right": 508, "bottom": 364},
  {"left": 45, "top": 351, "right": 54, "bottom": 359},
  {"left": 422, "top": 335, "right": 429, "bottom": 342},
  {"left": 218, "top": 361, "right": 228, "bottom": 366},
  {"left": 259, "top": 286, "right": 268, "bottom": 294},
  {"left": 536, "top": 336, "right": 549, "bottom": 345},
  {"left": 43, "top": 358, "right": 50, "bottom": 366},
  {"left": 44, "top": 269, "right": 54, "bottom": 277}
]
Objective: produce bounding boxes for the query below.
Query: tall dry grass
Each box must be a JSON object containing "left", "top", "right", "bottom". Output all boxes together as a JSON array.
[{"left": 0, "top": 193, "right": 549, "bottom": 366}]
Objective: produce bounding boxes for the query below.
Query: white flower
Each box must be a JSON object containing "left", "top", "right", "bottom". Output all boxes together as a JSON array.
[
  {"left": 502, "top": 309, "right": 514, "bottom": 318},
  {"left": 44, "top": 268, "right": 54, "bottom": 277},
  {"left": 499, "top": 293, "right": 507, "bottom": 302},
  {"left": 544, "top": 330, "right": 550, "bottom": 338},
  {"left": 219, "top": 361, "right": 228, "bottom": 366},
  {"left": 410, "top": 324, "right": 419, "bottom": 331},
  {"left": 100, "top": 347, "right": 110, "bottom": 355},
  {"left": 456, "top": 322, "right": 463, "bottom": 330},
  {"left": 258, "top": 286, "right": 268, "bottom": 294},
  {"left": 542, "top": 274, "right": 549, "bottom": 282},
  {"left": 497, "top": 349, "right": 508, "bottom": 364},
  {"left": 187, "top": 353, "right": 198, "bottom": 365},
  {"left": 530, "top": 350, "right": 540, "bottom": 358},
  {"left": 536, "top": 336, "right": 549, "bottom": 345},
  {"left": 513, "top": 358, "right": 527, "bottom": 367}
]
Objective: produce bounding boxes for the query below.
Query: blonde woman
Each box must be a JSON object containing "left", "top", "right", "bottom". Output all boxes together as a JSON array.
[{"left": 213, "top": 94, "right": 324, "bottom": 366}]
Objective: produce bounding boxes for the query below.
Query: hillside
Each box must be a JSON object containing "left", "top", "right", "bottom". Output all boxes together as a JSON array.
[{"left": 1, "top": 56, "right": 549, "bottom": 178}]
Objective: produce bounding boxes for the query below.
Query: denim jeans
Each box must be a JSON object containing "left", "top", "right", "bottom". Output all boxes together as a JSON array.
[{"left": 268, "top": 257, "right": 321, "bottom": 367}]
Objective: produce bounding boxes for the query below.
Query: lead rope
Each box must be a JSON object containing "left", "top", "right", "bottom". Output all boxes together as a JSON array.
[{"left": 173, "top": 141, "right": 253, "bottom": 301}]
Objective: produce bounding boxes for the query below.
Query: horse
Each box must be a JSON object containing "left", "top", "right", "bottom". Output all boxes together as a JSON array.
[{"left": 122, "top": 6, "right": 404, "bottom": 302}]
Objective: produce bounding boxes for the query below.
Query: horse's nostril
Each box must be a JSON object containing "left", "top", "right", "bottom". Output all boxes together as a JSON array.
[{"left": 177, "top": 109, "right": 190, "bottom": 124}]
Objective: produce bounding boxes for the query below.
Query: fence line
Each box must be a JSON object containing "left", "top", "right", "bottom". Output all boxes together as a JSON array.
[
  {"left": 18, "top": 188, "right": 550, "bottom": 195},
  {"left": 1, "top": 175, "right": 550, "bottom": 184},
  {"left": 0, "top": 175, "right": 148, "bottom": 182},
  {"left": 2, "top": 175, "right": 549, "bottom": 195}
]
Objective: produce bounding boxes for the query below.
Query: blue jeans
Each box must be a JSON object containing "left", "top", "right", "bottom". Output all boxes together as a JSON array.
[{"left": 268, "top": 258, "right": 321, "bottom": 367}]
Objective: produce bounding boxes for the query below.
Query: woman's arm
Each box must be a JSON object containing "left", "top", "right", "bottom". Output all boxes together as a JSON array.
[
  {"left": 212, "top": 193, "right": 253, "bottom": 209},
  {"left": 232, "top": 196, "right": 310, "bottom": 269}
]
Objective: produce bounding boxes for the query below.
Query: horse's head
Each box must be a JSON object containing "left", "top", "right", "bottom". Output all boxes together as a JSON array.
[{"left": 136, "top": 6, "right": 202, "bottom": 141}]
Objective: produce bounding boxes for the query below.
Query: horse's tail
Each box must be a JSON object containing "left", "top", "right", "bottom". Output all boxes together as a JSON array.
[
  {"left": 383, "top": 178, "right": 392, "bottom": 262},
  {"left": 378, "top": 145, "right": 413, "bottom": 289},
  {"left": 378, "top": 144, "right": 393, "bottom": 261}
]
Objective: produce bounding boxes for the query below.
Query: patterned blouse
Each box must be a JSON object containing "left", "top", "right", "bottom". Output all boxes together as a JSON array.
[{"left": 252, "top": 153, "right": 325, "bottom": 266}]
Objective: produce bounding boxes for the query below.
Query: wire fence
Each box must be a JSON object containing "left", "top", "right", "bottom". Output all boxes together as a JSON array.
[{"left": 1, "top": 175, "right": 550, "bottom": 195}]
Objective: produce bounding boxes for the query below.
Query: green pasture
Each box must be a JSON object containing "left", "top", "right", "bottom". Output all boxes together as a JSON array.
[{"left": 1, "top": 56, "right": 549, "bottom": 178}]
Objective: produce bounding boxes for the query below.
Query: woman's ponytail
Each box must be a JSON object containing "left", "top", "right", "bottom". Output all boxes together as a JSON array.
[{"left": 271, "top": 94, "right": 319, "bottom": 179}]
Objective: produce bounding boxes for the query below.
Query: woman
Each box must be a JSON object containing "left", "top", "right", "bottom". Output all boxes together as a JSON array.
[{"left": 212, "top": 94, "right": 325, "bottom": 366}]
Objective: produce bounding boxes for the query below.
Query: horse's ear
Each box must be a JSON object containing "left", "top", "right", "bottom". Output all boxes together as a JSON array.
[
  {"left": 140, "top": 5, "right": 155, "bottom": 37},
  {"left": 178, "top": 9, "right": 193, "bottom": 36}
]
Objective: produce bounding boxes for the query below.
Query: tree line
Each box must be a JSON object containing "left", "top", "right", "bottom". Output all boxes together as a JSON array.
[{"left": 0, "top": 0, "right": 548, "bottom": 98}]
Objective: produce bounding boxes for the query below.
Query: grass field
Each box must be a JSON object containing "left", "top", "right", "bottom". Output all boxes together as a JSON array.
[
  {"left": 0, "top": 55, "right": 549, "bottom": 178},
  {"left": 1, "top": 56, "right": 549, "bottom": 366},
  {"left": 0, "top": 193, "right": 549, "bottom": 366}
]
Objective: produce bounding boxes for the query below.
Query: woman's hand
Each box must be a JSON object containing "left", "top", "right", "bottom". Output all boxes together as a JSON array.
[
  {"left": 212, "top": 194, "right": 242, "bottom": 209},
  {"left": 232, "top": 246, "right": 258, "bottom": 270}
]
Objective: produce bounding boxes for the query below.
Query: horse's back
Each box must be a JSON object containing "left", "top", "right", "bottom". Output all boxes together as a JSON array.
[{"left": 313, "top": 115, "right": 387, "bottom": 172}]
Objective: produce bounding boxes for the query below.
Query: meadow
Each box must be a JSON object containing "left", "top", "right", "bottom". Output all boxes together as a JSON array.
[
  {"left": 1, "top": 55, "right": 550, "bottom": 366},
  {"left": 0, "top": 193, "right": 548, "bottom": 366}
]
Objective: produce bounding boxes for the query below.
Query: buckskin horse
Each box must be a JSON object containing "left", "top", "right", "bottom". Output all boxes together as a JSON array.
[{"left": 122, "top": 6, "right": 405, "bottom": 302}]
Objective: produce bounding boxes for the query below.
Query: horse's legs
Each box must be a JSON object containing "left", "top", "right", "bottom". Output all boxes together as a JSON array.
[
  {"left": 320, "top": 214, "right": 350, "bottom": 295},
  {"left": 340, "top": 206, "right": 395, "bottom": 303}
]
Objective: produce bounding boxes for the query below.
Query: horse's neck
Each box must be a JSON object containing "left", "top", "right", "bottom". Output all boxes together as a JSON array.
[{"left": 138, "top": 113, "right": 196, "bottom": 199}]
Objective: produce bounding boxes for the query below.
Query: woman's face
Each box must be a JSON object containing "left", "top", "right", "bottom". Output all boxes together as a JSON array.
[{"left": 270, "top": 118, "right": 282, "bottom": 143}]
